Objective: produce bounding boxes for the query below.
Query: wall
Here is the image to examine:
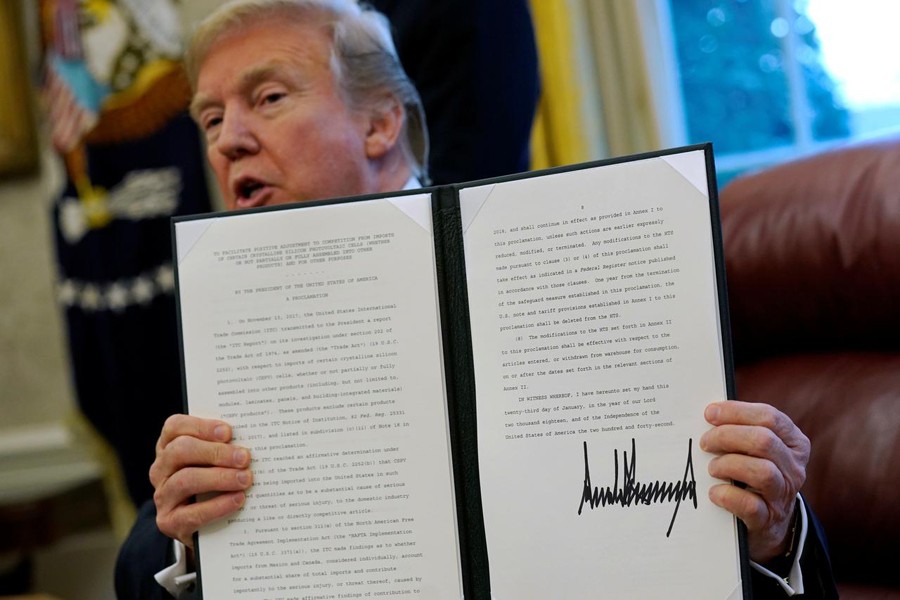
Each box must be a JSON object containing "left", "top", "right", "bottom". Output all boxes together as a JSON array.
[
  {"left": 0, "top": 0, "right": 74, "bottom": 430},
  {"left": 0, "top": 152, "right": 72, "bottom": 428}
]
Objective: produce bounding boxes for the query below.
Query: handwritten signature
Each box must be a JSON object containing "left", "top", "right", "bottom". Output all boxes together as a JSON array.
[{"left": 577, "top": 438, "right": 697, "bottom": 537}]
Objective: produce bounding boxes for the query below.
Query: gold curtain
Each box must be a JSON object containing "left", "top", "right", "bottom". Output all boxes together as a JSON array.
[
  {"left": 528, "top": 0, "right": 595, "bottom": 169},
  {"left": 528, "top": 0, "right": 662, "bottom": 168},
  {"left": 0, "top": 1, "right": 39, "bottom": 177}
]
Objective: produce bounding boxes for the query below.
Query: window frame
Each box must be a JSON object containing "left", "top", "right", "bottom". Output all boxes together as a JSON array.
[{"left": 634, "top": 0, "right": 888, "bottom": 177}]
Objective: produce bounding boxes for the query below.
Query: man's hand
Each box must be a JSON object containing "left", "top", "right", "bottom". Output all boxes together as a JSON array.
[
  {"left": 149, "top": 414, "right": 253, "bottom": 549},
  {"left": 701, "top": 401, "right": 810, "bottom": 563}
]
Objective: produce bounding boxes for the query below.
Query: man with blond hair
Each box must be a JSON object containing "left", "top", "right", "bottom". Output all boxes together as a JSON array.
[{"left": 115, "top": 1, "right": 836, "bottom": 598}]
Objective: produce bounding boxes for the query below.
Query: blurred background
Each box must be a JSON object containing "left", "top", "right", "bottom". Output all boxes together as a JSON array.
[{"left": 2, "top": 0, "right": 898, "bottom": 598}]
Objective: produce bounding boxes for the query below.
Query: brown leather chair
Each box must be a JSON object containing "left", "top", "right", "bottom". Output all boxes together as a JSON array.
[{"left": 720, "top": 136, "right": 900, "bottom": 599}]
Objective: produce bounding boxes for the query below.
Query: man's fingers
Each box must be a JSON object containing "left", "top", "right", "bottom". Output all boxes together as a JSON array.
[
  {"left": 701, "top": 402, "right": 809, "bottom": 486},
  {"left": 148, "top": 415, "right": 254, "bottom": 547},
  {"left": 700, "top": 423, "right": 789, "bottom": 460},
  {"left": 708, "top": 454, "right": 787, "bottom": 499},
  {"left": 701, "top": 425, "right": 806, "bottom": 494},
  {"left": 154, "top": 466, "right": 252, "bottom": 547},
  {"left": 703, "top": 401, "right": 809, "bottom": 562},
  {"left": 150, "top": 437, "right": 250, "bottom": 488},
  {"left": 709, "top": 482, "right": 796, "bottom": 562},
  {"left": 154, "top": 466, "right": 252, "bottom": 513},
  {"left": 156, "top": 414, "right": 232, "bottom": 453},
  {"left": 709, "top": 483, "right": 769, "bottom": 531},
  {"left": 705, "top": 401, "right": 809, "bottom": 451},
  {"left": 157, "top": 490, "right": 247, "bottom": 548}
]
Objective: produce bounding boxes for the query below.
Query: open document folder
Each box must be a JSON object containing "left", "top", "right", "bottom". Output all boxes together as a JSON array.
[{"left": 173, "top": 144, "right": 748, "bottom": 600}]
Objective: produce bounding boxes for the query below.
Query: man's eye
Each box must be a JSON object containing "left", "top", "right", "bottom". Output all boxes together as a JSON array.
[
  {"left": 261, "top": 92, "right": 286, "bottom": 105},
  {"left": 203, "top": 115, "right": 222, "bottom": 131}
]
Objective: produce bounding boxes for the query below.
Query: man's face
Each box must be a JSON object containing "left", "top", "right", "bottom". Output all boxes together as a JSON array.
[{"left": 192, "top": 19, "right": 377, "bottom": 210}]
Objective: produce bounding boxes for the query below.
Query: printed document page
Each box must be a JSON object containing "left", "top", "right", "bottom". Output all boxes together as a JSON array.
[
  {"left": 461, "top": 152, "right": 743, "bottom": 600},
  {"left": 175, "top": 194, "right": 463, "bottom": 599}
]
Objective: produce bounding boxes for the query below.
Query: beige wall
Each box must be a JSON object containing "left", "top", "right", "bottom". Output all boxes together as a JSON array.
[
  {"left": 0, "top": 0, "right": 74, "bottom": 430},
  {"left": 0, "top": 150, "right": 73, "bottom": 428}
]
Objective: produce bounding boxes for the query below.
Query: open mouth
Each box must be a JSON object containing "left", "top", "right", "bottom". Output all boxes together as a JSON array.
[{"left": 233, "top": 177, "right": 269, "bottom": 206}]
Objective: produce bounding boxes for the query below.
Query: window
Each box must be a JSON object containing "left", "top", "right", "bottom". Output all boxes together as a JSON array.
[{"left": 645, "top": 0, "right": 900, "bottom": 184}]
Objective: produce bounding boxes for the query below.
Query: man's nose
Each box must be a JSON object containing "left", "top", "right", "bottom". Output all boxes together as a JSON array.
[{"left": 215, "top": 108, "right": 260, "bottom": 159}]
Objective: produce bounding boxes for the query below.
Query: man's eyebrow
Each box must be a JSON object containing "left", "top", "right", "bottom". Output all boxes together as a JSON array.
[
  {"left": 189, "top": 94, "right": 215, "bottom": 122},
  {"left": 238, "top": 61, "right": 296, "bottom": 89},
  {"left": 190, "top": 61, "right": 301, "bottom": 121}
]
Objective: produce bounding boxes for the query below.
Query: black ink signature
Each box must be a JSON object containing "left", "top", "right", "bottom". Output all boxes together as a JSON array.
[{"left": 577, "top": 438, "right": 697, "bottom": 537}]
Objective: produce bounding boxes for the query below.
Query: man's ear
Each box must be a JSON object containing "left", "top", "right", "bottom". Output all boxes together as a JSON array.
[{"left": 364, "top": 95, "right": 405, "bottom": 160}]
